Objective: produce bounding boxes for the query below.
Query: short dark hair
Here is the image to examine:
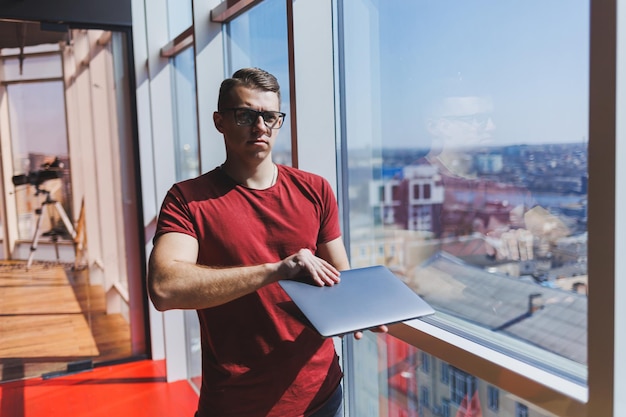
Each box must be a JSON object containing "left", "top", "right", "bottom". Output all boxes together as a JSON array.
[{"left": 217, "top": 67, "right": 281, "bottom": 111}]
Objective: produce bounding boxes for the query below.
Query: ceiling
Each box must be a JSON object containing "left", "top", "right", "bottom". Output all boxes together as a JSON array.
[{"left": 0, "top": 20, "right": 69, "bottom": 50}]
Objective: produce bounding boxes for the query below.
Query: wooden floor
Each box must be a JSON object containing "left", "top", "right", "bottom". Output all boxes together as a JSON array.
[
  {"left": 0, "top": 261, "right": 132, "bottom": 382},
  {"left": 0, "top": 359, "right": 199, "bottom": 417}
]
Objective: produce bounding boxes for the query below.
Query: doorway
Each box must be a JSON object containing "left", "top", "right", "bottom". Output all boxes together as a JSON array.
[{"left": 0, "top": 20, "right": 147, "bottom": 382}]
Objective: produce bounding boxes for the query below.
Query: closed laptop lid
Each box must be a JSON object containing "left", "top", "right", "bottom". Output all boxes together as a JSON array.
[{"left": 278, "top": 265, "right": 435, "bottom": 338}]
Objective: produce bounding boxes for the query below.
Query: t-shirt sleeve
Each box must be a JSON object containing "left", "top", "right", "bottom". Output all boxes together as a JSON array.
[
  {"left": 317, "top": 177, "right": 342, "bottom": 245},
  {"left": 153, "top": 185, "right": 197, "bottom": 243}
]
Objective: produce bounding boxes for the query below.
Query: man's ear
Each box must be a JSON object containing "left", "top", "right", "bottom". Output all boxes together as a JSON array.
[{"left": 213, "top": 111, "right": 224, "bottom": 133}]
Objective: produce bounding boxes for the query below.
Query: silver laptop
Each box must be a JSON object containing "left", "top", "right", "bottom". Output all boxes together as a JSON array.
[{"left": 278, "top": 265, "right": 435, "bottom": 338}]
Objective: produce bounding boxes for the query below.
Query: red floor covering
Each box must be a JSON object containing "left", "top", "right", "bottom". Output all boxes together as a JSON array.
[{"left": 0, "top": 360, "right": 199, "bottom": 417}]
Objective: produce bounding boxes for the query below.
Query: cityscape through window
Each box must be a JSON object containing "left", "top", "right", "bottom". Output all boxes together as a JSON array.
[{"left": 341, "top": 1, "right": 589, "bottom": 415}]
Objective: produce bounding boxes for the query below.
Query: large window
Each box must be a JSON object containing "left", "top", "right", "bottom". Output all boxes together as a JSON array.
[
  {"left": 133, "top": 0, "right": 624, "bottom": 414},
  {"left": 137, "top": 0, "right": 623, "bottom": 415},
  {"left": 340, "top": 0, "right": 589, "bottom": 415}
]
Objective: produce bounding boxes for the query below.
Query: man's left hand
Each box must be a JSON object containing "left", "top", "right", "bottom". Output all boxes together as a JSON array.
[{"left": 352, "top": 324, "right": 388, "bottom": 340}]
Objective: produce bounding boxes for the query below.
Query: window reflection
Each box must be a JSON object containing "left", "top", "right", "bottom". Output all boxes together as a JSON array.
[
  {"left": 355, "top": 333, "right": 561, "bottom": 417},
  {"left": 342, "top": 0, "right": 588, "bottom": 415}
]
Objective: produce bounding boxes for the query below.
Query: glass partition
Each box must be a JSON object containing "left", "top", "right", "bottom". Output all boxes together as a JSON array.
[
  {"left": 0, "top": 27, "right": 142, "bottom": 383},
  {"left": 340, "top": 0, "right": 589, "bottom": 414}
]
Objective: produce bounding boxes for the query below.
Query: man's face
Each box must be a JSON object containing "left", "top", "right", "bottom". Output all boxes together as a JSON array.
[
  {"left": 213, "top": 86, "right": 281, "bottom": 163},
  {"left": 427, "top": 96, "right": 496, "bottom": 149}
]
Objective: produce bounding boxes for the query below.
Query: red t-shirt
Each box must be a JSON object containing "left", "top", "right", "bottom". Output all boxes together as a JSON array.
[{"left": 155, "top": 164, "right": 343, "bottom": 417}]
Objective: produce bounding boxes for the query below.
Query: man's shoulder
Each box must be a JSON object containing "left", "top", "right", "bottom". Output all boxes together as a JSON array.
[
  {"left": 279, "top": 165, "right": 327, "bottom": 184},
  {"left": 169, "top": 168, "right": 223, "bottom": 197},
  {"left": 278, "top": 165, "right": 336, "bottom": 206}
]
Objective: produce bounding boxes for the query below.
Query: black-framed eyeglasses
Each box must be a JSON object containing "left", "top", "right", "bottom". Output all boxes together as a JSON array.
[{"left": 221, "top": 107, "right": 286, "bottom": 129}]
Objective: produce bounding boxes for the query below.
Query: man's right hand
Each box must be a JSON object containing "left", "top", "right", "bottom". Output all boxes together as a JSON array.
[{"left": 277, "top": 248, "right": 341, "bottom": 287}]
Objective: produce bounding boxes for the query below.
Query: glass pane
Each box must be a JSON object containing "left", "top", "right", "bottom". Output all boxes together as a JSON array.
[
  {"left": 353, "top": 333, "right": 560, "bottom": 417},
  {"left": 171, "top": 46, "right": 200, "bottom": 182},
  {"left": 169, "top": 45, "right": 202, "bottom": 390},
  {"left": 7, "top": 81, "right": 71, "bottom": 241},
  {"left": 185, "top": 309, "right": 202, "bottom": 391},
  {"left": 166, "top": 0, "right": 193, "bottom": 40},
  {"left": 341, "top": 0, "right": 589, "bottom": 410},
  {"left": 225, "top": 0, "right": 292, "bottom": 166}
]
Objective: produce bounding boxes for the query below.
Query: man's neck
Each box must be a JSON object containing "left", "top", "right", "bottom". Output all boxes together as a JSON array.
[{"left": 220, "top": 160, "right": 277, "bottom": 190}]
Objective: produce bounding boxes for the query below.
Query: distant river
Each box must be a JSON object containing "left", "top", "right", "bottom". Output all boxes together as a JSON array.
[{"left": 450, "top": 190, "right": 586, "bottom": 209}]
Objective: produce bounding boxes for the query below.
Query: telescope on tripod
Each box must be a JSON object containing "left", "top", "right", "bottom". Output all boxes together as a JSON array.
[{"left": 12, "top": 157, "right": 77, "bottom": 269}]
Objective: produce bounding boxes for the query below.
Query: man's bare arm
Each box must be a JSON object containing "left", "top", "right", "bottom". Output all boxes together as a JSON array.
[
  {"left": 317, "top": 237, "right": 350, "bottom": 271},
  {"left": 148, "top": 232, "right": 342, "bottom": 311}
]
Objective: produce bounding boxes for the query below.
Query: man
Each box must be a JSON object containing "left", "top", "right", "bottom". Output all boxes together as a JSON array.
[{"left": 148, "top": 68, "right": 384, "bottom": 417}]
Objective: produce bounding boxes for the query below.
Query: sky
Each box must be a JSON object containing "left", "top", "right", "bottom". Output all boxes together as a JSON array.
[
  {"left": 5, "top": 0, "right": 591, "bottom": 163},
  {"left": 344, "top": 0, "right": 590, "bottom": 149},
  {"left": 186, "top": 0, "right": 591, "bottom": 152}
]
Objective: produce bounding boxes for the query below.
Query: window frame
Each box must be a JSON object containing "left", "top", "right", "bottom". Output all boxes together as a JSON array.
[
  {"left": 488, "top": 385, "right": 500, "bottom": 411},
  {"left": 516, "top": 402, "right": 530, "bottom": 417},
  {"left": 420, "top": 351, "right": 431, "bottom": 374},
  {"left": 420, "top": 385, "right": 430, "bottom": 408},
  {"left": 441, "top": 362, "right": 450, "bottom": 385}
]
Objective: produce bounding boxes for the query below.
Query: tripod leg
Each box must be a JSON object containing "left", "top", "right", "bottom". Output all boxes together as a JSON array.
[
  {"left": 52, "top": 236, "right": 60, "bottom": 261},
  {"left": 26, "top": 208, "right": 45, "bottom": 270},
  {"left": 54, "top": 202, "right": 77, "bottom": 239}
]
